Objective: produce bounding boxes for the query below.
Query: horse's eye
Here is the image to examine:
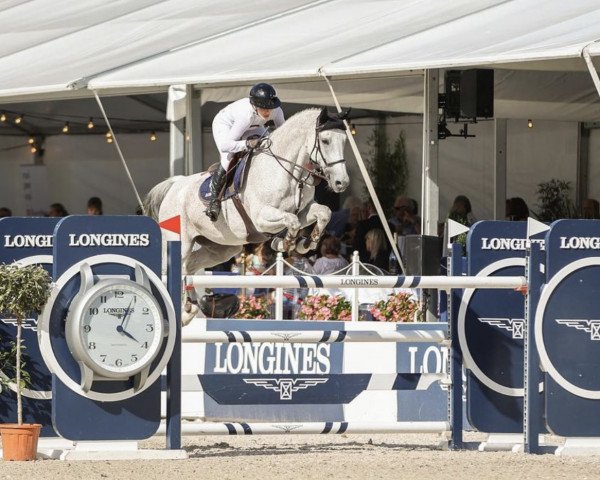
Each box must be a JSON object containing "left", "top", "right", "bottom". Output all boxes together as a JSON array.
[{"left": 322, "top": 139, "right": 330, "bottom": 145}]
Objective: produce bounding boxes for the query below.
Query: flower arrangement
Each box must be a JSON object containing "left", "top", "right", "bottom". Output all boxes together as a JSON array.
[
  {"left": 369, "top": 291, "right": 422, "bottom": 322},
  {"left": 298, "top": 294, "right": 352, "bottom": 321},
  {"left": 234, "top": 295, "right": 272, "bottom": 319}
]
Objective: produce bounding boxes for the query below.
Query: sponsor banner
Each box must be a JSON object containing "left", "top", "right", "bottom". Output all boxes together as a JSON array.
[
  {"left": 537, "top": 220, "right": 600, "bottom": 436},
  {"left": 0, "top": 217, "right": 58, "bottom": 436},
  {"left": 461, "top": 221, "right": 538, "bottom": 433},
  {"left": 50, "top": 216, "right": 163, "bottom": 441},
  {"left": 197, "top": 319, "right": 449, "bottom": 422}
]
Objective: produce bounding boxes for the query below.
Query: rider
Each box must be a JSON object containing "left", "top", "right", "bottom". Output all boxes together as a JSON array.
[{"left": 206, "top": 82, "right": 285, "bottom": 221}]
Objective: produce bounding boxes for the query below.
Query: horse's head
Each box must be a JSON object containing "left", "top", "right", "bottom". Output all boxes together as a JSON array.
[{"left": 309, "top": 108, "right": 350, "bottom": 193}]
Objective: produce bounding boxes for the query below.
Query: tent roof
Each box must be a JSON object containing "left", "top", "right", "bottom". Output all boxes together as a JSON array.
[{"left": 0, "top": 0, "right": 599, "bottom": 102}]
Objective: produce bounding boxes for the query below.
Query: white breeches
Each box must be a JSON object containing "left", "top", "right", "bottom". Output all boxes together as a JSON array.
[{"left": 213, "top": 124, "right": 265, "bottom": 169}]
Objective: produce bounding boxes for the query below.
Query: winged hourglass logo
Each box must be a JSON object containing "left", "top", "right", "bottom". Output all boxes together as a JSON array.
[
  {"left": 478, "top": 317, "right": 524, "bottom": 339},
  {"left": 1, "top": 318, "right": 38, "bottom": 332},
  {"left": 243, "top": 378, "right": 328, "bottom": 400},
  {"left": 556, "top": 319, "right": 600, "bottom": 341}
]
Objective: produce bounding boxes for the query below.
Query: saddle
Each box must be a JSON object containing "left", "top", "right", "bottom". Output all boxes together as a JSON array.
[
  {"left": 199, "top": 151, "right": 249, "bottom": 205},
  {"left": 198, "top": 151, "right": 268, "bottom": 243}
]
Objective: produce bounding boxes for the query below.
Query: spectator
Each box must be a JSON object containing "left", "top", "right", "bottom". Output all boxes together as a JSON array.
[
  {"left": 581, "top": 198, "right": 600, "bottom": 219},
  {"left": 364, "top": 228, "right": 390, "bottom": 271},
  {"left": 327, "top": 196, "right": 363, "bottom": 238},
  {"left": 390, "top": 195, "right": 421, "bottom": 236},
  {"left": 506, "top": 197, "right": 529, "bottom": 221},
  {"left": 448, "top": 195, "right": 477, "bottom": 226},
  {"left": 312, "top": 235, "right": 349, "bottom": 275},
  {"left": 354, "top": 199, "right": 393, "bottom": 263},
  {"left": 0, "top": 207, "right": 12, "bottom": 217},
  {"left": 87, "top": 196, "right": 103, "bottom": 215},
  {"left": 48, "top": 203, "right": 69, "bottom": 217}
]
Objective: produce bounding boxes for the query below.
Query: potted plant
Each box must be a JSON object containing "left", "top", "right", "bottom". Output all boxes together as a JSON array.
[
  {"left": 0, "top": 263, "right": 52, "bottom": 461},
  {"left": 298, "top": 294, "right": 352, "bottom": 321},
  {"left": 369, "top": 291, "right": 423, "bottom": 322},
  {"left": 234, "top": 295, "right": 272, "bottom": 319}
]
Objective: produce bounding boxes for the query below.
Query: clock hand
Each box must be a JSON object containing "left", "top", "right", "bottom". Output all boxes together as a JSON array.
[
  {"left": 120, "top": 298, "right": 135, "bottom": 327},
  {"left": 116, "top": 325, "right": 139, "bottom": 343}
]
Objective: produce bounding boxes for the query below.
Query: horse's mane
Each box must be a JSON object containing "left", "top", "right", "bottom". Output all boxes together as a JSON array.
[{"left": 269, "top": 108, "right": 319, "bottom": 143}]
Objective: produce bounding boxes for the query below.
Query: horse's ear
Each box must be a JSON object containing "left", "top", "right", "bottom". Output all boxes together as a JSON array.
[
  {"left": 338, "top": 108, "right": 352, "bottom": 121},
  {"left": 318, "top": 107, "right": 329, "bottom": 126}
]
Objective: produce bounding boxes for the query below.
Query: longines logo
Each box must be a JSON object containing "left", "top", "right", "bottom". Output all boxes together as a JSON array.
[
  {"left": 243, "top": 378, "right": 328, "bottom": 400},
  {"left": 68, "top": 233, "right": 150, "bottom": 247},
  {"left": 214, "top": 343, "right": 331, "bottom": 374},
  {"left": 556, "top": 319, "right": 600, "bottom": 340},
  {"left": 480, "top": 238, "right": 545, "bottom": 251},
  {"left": 559, "top": 237, "right": 600, "bottom": 250},
  {"left": 478, "top": 317, "right": 524, "bottom": 339},
  {"left": 1, "top": 318, "right": 37, "bottom": 331},
  {"left": 3, "top": 234, "right": 52, "bottom": 248}
]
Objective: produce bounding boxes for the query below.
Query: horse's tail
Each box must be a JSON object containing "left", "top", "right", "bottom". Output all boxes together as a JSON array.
[{"left": 143, "top": 176, "right": 181, "bottom": 220}]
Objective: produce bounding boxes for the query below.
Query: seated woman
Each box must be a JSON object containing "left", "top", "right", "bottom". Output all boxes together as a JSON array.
[
  {"left": 312, "top": 235, "right": 349, "bottom": 275},
  {"left": 364, "top": 228, "right": 390, "bottom": 272}
]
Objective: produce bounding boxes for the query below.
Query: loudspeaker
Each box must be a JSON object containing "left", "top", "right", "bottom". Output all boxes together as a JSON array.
[
  {"left": 444, "top": 69, "right": 494, "bottom": 119},
  {"left": 460, "top": 69, "right": 494, "bottom": 118},
  {"left": 444, "top": 70, "right": 462, "bottom": 119},
  {"left": 402, "top": 235, "right": 443, "bottom": 276}
]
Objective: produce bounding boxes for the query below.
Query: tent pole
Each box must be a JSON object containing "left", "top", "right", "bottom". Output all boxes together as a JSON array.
[
  {"left": 582, "top": 45, "right": 600, "bottom": 99},
  {"left": 421, "top": 69, "right": 439, "bottom": 237},
  {"left": 93, "top": 90, "right": 144, "bottom": 212},
  {"left": 320, "top": 72, "right": 405, "bottom": 274},
  {"left": 185, "top": 85, "right": 203, "bottom": 175}
]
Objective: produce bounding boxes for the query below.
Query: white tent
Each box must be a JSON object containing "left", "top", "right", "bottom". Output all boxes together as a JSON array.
[
  {"left": 0, "top": 0, "right": 597, "bottom": 114},
  {"left": 0, "top": 0, "right": 599, "bottom": 231}
]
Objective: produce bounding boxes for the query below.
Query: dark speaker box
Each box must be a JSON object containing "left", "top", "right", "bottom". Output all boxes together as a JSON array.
[
  {"left": 402, "top": 235, "right": 443, "bottom": 276},
  {"left": 460, "top": 69, "right": 494, "bottom": 118},
  {"left": 444, "top": 70, "right": 462, "bottom": 119},
  {"left": 444, "top": 69, "right": 494, "bottom": 119}
]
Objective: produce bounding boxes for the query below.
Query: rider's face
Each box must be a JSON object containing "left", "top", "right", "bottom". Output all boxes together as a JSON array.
[{"left": 256, "top": 107, "right": 272, "bottom": 120}]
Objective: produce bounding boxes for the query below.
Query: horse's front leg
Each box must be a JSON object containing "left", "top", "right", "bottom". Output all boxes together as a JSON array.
[
  {"left": 253, "top": 206, "right": 302, "bottom": 253},
  {"left": 295, "top": 201, "right": 332, "bottom": 254}
]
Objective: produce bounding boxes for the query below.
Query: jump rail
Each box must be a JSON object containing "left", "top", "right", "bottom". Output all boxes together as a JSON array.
[
  {"left": 185, "top": 274, "right": 526, "bottom": 290},
  {"left": 182, "top": 329, "right": 447, "bottom": 344},
  {"left": 156, "top": 421, "right": 450, "bottom": 436}
]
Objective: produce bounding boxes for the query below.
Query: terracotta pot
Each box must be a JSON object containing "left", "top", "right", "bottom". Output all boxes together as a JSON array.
[{"left": 0, "top": 423, "right": 41, "bottom": 461}]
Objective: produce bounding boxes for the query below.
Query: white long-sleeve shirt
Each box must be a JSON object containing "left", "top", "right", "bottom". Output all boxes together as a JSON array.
[{"left": 212, "top": 98, "right": 285, "bottom": 167}]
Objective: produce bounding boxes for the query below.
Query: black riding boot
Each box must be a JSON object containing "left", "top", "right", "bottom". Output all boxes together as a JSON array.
[{"left": 205, "top": 166, "right": 227, "bottom": 221}]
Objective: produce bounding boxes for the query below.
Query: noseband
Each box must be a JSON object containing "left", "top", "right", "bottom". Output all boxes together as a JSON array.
[{"left": 309, "top": 124, "right": 346, "bottom": 170}]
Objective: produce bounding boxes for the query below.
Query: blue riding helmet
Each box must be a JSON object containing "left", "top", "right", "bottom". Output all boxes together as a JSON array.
[{"left": 249, "top": 83, "right": 281, "bottom": 109}]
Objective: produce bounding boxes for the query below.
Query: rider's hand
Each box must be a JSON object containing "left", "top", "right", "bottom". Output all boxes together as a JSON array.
[{"left": 246, "top": 138, "right": 261, "bottom": 149}]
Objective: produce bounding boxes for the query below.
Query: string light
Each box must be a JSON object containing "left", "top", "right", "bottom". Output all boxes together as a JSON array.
[
  {"left": 150, "top": 131, "right": 157, "bottom": 141},
  {"left": 14, "top": 115, "right": 22, "bottom": 124},
  {"left": 87, "top": 118, "right": 94, "bottom": 129},
  {"left": 351, "top": 123, "right": 357, "bottom": 135},
  {"left": 0, "top": 112, "right": 5, "bottom": 122},
  {"left": 30, "top": 145, "right": 37, "bottom": 154},
  {"left": 527, "top": 119, "right": 533, "bottom": 129},
  {"left": 107, "top": 137, "right": 113, "bottom": 144},
  {"left": 28, "top": 137, "right": 35, "bottom": 144},
  {"left": 62, "top": 122, "right": 70, "bottom": 133},
  {"left": 105, "top": 131, "right": 112, "bottom": 138}
]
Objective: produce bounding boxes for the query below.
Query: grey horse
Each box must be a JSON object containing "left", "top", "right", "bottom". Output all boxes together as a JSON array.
[{"left": 144, "top": 107, "right": 350, "bottom": 277}]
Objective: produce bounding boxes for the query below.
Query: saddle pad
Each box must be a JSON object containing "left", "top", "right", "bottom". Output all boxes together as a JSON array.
[{"left": 199, "top": 154, "right": 249, "bottom": 205}]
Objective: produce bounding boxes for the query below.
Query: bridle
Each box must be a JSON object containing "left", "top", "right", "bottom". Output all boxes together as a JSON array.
[
  {"left": 261, "top": 121, "right": 346, "bottom": 186},
  {"left": 256, "top": 119, "right": 346, "bottom": 213}
]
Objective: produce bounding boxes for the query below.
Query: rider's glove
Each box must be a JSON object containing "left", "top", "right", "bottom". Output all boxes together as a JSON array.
[{"left": 245, "top": 138, "right": 263, "bottom": 149}]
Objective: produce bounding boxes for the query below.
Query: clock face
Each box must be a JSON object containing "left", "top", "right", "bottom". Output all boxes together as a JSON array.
[{"left": 78, "top": 282, "right": 163, "bottom": 376}]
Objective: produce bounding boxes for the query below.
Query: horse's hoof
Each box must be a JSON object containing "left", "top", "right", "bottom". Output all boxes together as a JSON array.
[
  {"left": 182, "top": 297, "right": 200, "bottom": 325},
  {"left": 271, "top": 237, "right": 285, "bottom": 252},
  {"left": 182, "top": 303, "right": 199, "bottom": 326},
  {"left": 295, "top": 237, "right": 311, "bottom": 254}
]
